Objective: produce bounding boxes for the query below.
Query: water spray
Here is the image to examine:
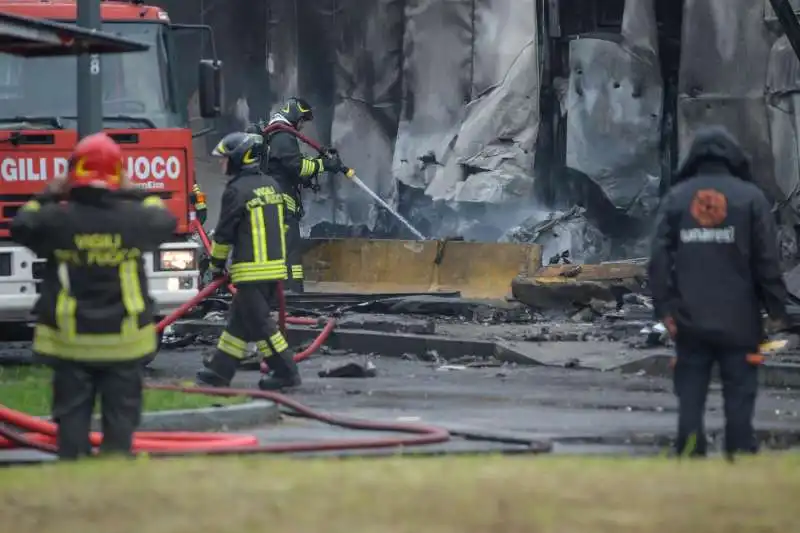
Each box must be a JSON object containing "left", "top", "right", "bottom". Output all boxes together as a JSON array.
[{"left": 343, "top": 169, "right": 427, "bottom": 240}]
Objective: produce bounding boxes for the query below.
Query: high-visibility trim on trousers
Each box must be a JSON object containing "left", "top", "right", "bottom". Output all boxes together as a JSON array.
[
  {"left": 217, "top": 331, "right": 249, "bottom": 359},
  {"left": 219, "top": 331, "right": 289, "bottom": 359},
  {"left": 256, "top": 331, "right": 289, "bottom": 356}
]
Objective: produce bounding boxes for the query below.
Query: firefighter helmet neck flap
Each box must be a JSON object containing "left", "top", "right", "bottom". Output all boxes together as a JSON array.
[
  {"left": 212, "top": 132, "right": 264, "bottom": 176},
  {"left": 278, "top": 97, "right": 314, "bottom": 127},
  {"left": 67, "top": 133, "right": 124, "bottom": 190}
]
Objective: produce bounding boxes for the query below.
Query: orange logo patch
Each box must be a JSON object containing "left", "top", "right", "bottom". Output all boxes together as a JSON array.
[{"left": 690, "top": 189, "right": 727, "bottom": 227}]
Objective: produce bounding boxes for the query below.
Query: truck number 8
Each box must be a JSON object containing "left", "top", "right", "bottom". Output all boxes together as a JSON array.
[{"left": 89, "top": 55, "right": 100, "bottom": 75}]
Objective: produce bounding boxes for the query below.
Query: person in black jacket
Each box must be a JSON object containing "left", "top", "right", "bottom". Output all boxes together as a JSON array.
[
  {"left": 195, "top": 131, "right": 301, "bottom": 391},
  {"left": 258, "top": 97, "right": 343, "bottom": 293},
  {"left": 10, "top": 132, "right": 177, "bottom": 460},
  {"left": 648, "top": 125, "right": 789, "bottom": 459}
]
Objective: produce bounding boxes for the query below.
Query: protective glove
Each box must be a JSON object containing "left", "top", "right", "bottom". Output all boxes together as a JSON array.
[
  {"left": 208, "top": 260, "right": 227, "bottom": 280},
  {"left": 321, "top": 148, "right": 344, "bottom": 173}
]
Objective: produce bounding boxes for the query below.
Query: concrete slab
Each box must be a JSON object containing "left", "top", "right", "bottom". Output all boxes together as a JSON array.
[
  {"left": 495, "top": 340, "right": 655, "bottom": 370},
  {"left": 302, "top": 238, "right": 542, "bottom": 299},
  {"left": 618, "top": 353, "right": 800, "bottom": 389}
]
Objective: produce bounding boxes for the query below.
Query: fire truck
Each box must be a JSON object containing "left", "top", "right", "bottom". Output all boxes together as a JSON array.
[{"left": 0, "top": 0, "right": 223, "bottom": 358}]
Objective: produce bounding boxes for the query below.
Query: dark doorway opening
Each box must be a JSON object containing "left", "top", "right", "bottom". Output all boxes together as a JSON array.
[{"left": 655, "top": 0, "right": 684, "bottom": 194}]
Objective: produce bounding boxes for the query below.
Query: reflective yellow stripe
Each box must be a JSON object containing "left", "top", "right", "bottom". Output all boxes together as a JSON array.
[
  {"left": 119, "top": 259, "right": 145, "bottom": 336},
  {"left": 195, "top": 202, "right": 207, "bottom": 210},
  {"left": 282, "top": 194, "right": 297, "bottom": 213},
  {"left": 270, "top": 332, "right": 289, "bottom": 352},
  {"left": 299, "top": 158, "right": 320, "bottom": 177},
  {"left": 228, "top": 261, "right": 286, "bottom": 272},
  {"left": 278, "top": 204, "right": 287, "bottom": 259},
  {"left": 256, "top": 331, "right": 289, "bottom": 356},
  {"left": 250, "top": 207, "right": 267, "bottom": 264},
  {"left": 55, "top": 262, "right": 76, "bottom": 338},
  {"left": 142, "top": 196, "right": 164, "bottom": 208},
  {"left": 33, "top": 323, "right": 157, "bottom": 361},
  {"left": 230, "top": 272, "right": 288, "bottom": 283},
  {"left": 290, "top": 265, "right": 303, "bottom": 279},
  {"left": 21, "top": 200, "right": 41, "bottom": 212},
  {"left": 210, "top": 241, "right": 231, "bottom": 260},
  {"left": 217, "top": 331, "right": 248, "bottom": 359}
]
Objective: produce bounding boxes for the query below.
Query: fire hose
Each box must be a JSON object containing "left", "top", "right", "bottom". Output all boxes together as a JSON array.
[
  {"left": 0, "top": 124, "right": 454, "bottom": 459},
  {"left": 0, "top": 385, "right": 450, "bottom": 456},
  {"left": 0, "top": 277, "right": 448, "bottom": 456}
]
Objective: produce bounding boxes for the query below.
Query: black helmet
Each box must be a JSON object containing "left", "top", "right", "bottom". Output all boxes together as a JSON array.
[
  {"left": 211, "top": 132, "right": 263, "bottom": 175},
  {"left": 278, "top": 97, "right": 314, "bottom": 126}
]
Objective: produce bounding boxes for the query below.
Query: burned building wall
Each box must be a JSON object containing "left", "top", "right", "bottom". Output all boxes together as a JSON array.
[
  {"left": 155, "top": 0, "right": 800, "bottom": 263},
  {"left": 565, "top": 0, "right": 663, "bottom": 223}
]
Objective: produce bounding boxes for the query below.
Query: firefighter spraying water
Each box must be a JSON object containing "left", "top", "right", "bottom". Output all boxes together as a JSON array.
[{"left": 251, "top": 99, "right": 427, "bottom": 257}]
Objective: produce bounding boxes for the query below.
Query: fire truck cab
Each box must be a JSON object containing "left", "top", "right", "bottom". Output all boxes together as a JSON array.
[{"left": 0, "top": 0, "right": 222, "bottom": 354}]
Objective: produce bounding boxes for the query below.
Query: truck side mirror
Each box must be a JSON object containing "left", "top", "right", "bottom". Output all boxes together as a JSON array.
[{"left": 198, "top": 59, "right": 222, "bottom": 118}]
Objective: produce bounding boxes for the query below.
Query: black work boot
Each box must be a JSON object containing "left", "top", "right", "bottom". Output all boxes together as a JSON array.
[
  {"left": 258, "top": 351, "right": 301, "bottom": 391},
  {"left": 196, "top": 351, "right": 239, "bottom": 387}
]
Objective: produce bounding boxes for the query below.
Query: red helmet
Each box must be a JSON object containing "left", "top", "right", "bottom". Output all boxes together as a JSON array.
[{"left": 67, "top": 133, "right": 124, "bottom": 190}]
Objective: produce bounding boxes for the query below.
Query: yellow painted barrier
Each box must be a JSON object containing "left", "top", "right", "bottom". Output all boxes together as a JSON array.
[{"left": 302, "top": 238, "right": 542, "bottom": 299}]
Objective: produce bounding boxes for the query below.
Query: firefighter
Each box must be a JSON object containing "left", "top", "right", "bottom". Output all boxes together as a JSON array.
[
  {"left": 195, "top": 131, "right": 301, "bottom": 391},
  {"left": 260, "top": 97, "right": 344, "bottom": 293},
  {"left": 10, "top": 133, "right": 177, "bottom": 460},
  {"left": 648, "top": 125, "right": 789, "bottom": 459}
]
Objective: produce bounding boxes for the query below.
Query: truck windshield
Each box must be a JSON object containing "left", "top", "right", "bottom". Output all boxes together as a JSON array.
[{"left": 0, "top": 22, "right": 175, "bottom": 129}]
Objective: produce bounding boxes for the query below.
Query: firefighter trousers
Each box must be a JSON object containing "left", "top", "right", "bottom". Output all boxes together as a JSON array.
[
  {"left": 216, "top": 282, "right": 290, "bottom": 363},
  {"left": 50, "top": 358, "right": 144, "bottom": 460},
  {"left": 673, "top": 337, "right": 759, "bottom": 458},
  {"left": 285, "top": 211, "right": 304, "bottom": 293}
]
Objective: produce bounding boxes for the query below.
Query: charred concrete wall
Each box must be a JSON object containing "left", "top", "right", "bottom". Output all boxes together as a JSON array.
[{"left": 156, "top": 0, "right": 800, "bottom": 264}]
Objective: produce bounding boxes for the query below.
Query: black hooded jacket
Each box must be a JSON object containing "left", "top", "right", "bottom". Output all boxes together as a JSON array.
[{"left": 648, "top": 126, "right": 788, "bottom": 350}]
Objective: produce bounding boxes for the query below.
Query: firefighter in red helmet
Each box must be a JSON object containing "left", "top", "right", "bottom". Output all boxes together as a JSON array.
[{"left": 10, "top": 132, "right": 177, "bottom": 460}]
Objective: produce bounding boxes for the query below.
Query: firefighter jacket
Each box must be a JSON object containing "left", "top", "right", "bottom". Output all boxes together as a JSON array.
[
  {"left": 10, "top": 188, "right": 177, "bottom": 362},
  {"left": 265, "top": 114, "right": 323, "bottom": 217},
  {"left": 209, "top": 169, "right": 288, "bottom": 284},
  {"left": 648, "top": 126, "right": 788, "bottom": 350}
]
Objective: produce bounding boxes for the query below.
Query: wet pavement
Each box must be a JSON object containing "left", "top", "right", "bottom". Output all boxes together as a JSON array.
[
  {"left": 149, "top": 347, "right": 800, "bottom": 455},
  {"left": 5, "top": 341, "right": 800, "bottom": 462}
]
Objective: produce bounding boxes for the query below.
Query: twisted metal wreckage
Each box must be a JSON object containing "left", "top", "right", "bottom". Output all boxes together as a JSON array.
[{"left": 159, "top": 0, "right": 800, "bottom": 265}]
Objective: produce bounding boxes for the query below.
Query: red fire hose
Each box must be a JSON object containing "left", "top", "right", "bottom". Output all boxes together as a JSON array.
[
  {"left": 0, "top": 123, "right": 454, "bottom": 460},
  {"left": 0, "top": 384, "right": 451, "bottom": 455}
]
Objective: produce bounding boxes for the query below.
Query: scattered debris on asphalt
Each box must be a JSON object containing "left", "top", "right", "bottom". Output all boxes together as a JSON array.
[{"left": 318, "top": 361, "right": 377, "bottom": 378}]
